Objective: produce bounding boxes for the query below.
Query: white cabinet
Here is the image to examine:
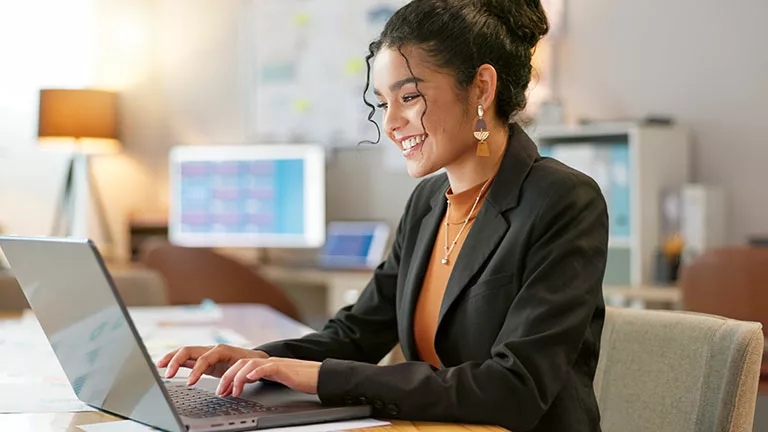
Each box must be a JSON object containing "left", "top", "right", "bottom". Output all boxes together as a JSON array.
[{"left": 529, "top": 123, "right": 691, "bottom": 286}]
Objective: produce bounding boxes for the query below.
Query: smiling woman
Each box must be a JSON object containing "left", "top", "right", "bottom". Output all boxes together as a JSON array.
[
  {"left": 159, "top": 1, "right": 610, "bottom": 431},
  {"left": 361, "top": 0, "right": 547, "bottom": 189}
]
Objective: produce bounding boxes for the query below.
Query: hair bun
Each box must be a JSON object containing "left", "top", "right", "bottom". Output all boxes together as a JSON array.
[{"left": 481, "top": 0, "right": 549, "bottom": 48}]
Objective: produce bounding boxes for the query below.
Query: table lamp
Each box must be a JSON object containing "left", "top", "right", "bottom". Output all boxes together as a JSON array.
[{"left": 37, "top": 89, "right": 120, "bottom": 249}]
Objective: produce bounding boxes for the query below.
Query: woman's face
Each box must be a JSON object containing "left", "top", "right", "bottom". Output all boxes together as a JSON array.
[{"left": 372, "top": 46, "right": 476, "bottom": 178}]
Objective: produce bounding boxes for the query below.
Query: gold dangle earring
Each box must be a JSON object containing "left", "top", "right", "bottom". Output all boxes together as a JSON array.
[{"left": 474, "top": 104, "right": 490, "bottom": 157}]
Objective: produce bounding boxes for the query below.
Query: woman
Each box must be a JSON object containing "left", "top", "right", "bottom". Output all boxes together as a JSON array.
[{"left": 159, "top": 0, "right": 609, "bottom": 430}]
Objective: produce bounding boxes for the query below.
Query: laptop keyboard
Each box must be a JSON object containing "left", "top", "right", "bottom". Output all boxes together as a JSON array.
[{"left": 165, "top": 382, "right": 277, "bottom": 419}]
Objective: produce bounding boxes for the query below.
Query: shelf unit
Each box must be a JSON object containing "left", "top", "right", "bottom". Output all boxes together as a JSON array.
[{"left": 529, "top": 123, "right": 691, "bottom": 286}]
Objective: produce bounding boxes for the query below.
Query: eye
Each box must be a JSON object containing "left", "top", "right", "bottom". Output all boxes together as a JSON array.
[
  {"left": 376, "top": 101, "right": 389, "bottom": 110},
  {"left": 402, "top": 94, "right": 419, "bottom": 103}
]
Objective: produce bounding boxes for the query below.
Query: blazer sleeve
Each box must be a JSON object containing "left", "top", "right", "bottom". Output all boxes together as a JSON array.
[
  {"left": 316, "top": 174, "right": 609, "bottom": 431},
  {"left": 252, "top": 191, "right": 413, "bottom": 364}
]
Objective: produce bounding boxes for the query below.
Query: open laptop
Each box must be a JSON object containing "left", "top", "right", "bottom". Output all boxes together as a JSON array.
[
  {"left": 0, "top": 236, "right": 370, "bottom": 432},
  {"left": 317, "top": 222, "right": 390, "bottom": 270}
]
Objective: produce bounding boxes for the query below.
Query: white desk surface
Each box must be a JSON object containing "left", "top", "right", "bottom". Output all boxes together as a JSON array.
[{"left": 0, "top": 304, "right": 505, "bottom": 432}]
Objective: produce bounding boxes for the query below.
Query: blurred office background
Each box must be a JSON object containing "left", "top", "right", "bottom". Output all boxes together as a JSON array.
[
  {"left": 2, "top": 0, "right": 767, "bottom": 252},
  {"left": 0, "top": 0, "right": 767, "bottom": 427}
]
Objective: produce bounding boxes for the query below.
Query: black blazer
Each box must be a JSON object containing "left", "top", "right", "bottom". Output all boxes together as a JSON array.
[{"left": 257, "top": 124, "right": 609, "bottom": 431}]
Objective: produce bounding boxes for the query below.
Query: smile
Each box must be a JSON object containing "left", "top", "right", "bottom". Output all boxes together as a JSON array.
[
  {"left": 401, "top": 134, "right": 426, "bottom": 150},
  {"left": 398, "top": 134, "right": 428, "bottom": 158}
]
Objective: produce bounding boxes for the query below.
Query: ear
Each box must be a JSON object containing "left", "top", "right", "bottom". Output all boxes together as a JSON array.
[{"left": 471, "top": 64, "right": 499, "bottom": 113}]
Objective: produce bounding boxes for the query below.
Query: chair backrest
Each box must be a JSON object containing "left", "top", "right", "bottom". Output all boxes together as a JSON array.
[
  {"left": 680, "top": 247, "right": 768, "bottom": 328},
  {"left": 680, "top": 247, "right": 768, "bottom": 381},
  {"left": 140, "top": 243, "right": 301, "bottom": 321},
  {"left": 594, "top": 306, "right": 763, "bottom": 432}
]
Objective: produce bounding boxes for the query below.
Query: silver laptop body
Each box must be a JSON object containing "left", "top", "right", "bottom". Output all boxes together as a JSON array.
[{"left": 0, "top": 236, "right": 370, "bottom": 432}]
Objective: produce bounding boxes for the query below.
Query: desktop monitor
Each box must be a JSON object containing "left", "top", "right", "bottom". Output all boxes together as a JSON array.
[{"left": 169, "top": 144, "right": 325, "bottom": 248}]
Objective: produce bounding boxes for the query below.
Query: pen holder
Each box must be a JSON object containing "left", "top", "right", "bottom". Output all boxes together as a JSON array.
[{"left": 653, "top": 248, "right": 681, "bottom": 286}]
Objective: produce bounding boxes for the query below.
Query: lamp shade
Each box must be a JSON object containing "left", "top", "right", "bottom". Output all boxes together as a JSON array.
[{"left": 38, "top": 89, "right": 119, "bottom": 153}]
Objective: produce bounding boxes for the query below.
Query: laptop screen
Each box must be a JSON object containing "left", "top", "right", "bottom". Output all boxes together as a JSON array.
[
  {"left": 318, "top": 222, "right": 390, "bottom": 269},
  {"left": 0, "top": 237, "right": 184, "bottom": 432}
]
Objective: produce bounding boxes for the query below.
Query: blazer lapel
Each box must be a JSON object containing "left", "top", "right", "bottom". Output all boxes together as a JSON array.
[
  {"left": 400, "top": 183, "right": 447, "bottom": 360},
  {"left": 437, "top": 123, "right": 540, "bottom": 330},
  {"left": 400, "top": 124, "right": 540, "bottom": 359},
  {"left": 437, "top": 203, "right": 507, "bottom": 328}
]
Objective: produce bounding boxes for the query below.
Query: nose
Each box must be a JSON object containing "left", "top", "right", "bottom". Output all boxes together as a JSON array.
[{"left": 382, "top": 105, "right": 407, "bottom": 136}]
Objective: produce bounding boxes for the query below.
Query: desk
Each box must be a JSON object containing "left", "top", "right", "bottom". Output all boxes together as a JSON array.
[
  {"left": 259, "top": 265, "right": 374, "bottom": 318},
  {"left": 602, "top": 285, "right": 682, "bottom": 307},
  {"left": 0, "top": 305, "right": 505, "bottom": 432},
  {"left": 0, "top": 413, "right": 506, "bottom": 432},
  {"left": 260, "top": 265, "right": 684, "bottom": 315}
]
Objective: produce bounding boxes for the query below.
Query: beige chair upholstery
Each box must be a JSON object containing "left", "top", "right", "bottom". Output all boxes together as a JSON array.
[
  {"left": 0, "top": 267, "right": 168, "bottom": 310},
  {"left": 595, "top": 306, "right": 763, "bottom": 432}
]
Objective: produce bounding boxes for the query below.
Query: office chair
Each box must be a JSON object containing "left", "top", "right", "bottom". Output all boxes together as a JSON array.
[
  {"left": 594, "top": 306, "right": 763, "bottom": 432},
  {"left": 680, "top": 247, "right": 768, "bottom": 390},
  {"left": 140, "top": 242, "right": 302, "bottom": 322}
]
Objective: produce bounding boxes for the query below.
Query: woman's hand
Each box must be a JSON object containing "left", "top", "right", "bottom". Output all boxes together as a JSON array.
[
  {"left": 156, "top": 344, "right": 269, "bottom": 385},
  {"left": 216, "top": 357, "right": 322, "bottom": 397}
]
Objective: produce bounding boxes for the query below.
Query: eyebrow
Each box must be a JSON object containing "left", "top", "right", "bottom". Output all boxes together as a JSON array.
[{"left": 373, "top": 77, "right": 424, "bottom": 96}]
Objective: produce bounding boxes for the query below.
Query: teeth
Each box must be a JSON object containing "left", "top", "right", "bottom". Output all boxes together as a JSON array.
[{"left": 402, "top": 135, "right": 426, "bottom": 150}]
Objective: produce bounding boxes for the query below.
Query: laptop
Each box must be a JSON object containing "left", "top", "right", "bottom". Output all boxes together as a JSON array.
[
  {"left": 0, "top": 236, "right": 370, "bottom": 432},
  {"left": 317, "top": 221, "right": 390, "bottom": 270}
]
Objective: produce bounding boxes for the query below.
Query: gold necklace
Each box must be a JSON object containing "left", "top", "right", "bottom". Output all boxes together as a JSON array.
[{"left": 442, "top": 179, "right": 491, "bottom": 265}]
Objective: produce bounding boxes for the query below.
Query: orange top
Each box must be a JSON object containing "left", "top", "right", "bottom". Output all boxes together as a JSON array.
[{"left": 413, "top": 178, "right": 492, "bottom": 368}]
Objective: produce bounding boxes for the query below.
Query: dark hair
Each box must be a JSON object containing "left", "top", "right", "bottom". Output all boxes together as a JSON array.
[{"left": 361, "top": 0, "right": 549, "bottom": 144}]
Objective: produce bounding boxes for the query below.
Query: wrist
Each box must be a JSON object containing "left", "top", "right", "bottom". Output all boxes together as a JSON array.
[{"left": 252, "top": 349, "right": 270, "bottom": 359}]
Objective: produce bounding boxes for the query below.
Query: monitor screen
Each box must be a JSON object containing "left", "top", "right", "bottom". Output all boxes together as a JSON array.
[{"left": 168, "top": 145, "right": 325, "bottom": 248}]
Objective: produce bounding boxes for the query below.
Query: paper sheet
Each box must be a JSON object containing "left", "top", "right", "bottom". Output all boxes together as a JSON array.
[
  {"left": 244, "top": 419, "right": 391, "bottom": 431},
  {"left": 79, "top": 418, "right": 390, "bottom": 432},
  {"left": 128, "top": 304, "right": 224, "bottom": 325},
  {"left": 0, "top": 382, "right": 95, "bottom": 413},
  {"left": 0, "top": 320, "right": 97, "bottom": 413},
  {"left": 142, "top": 325, "right": 253, "bottom": 362},
  {"left": 78, "top": 420, "right": 162, "bottom": 431},
  {"left": 0, "top": 319, "right": 70, "bottom": 383}
]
